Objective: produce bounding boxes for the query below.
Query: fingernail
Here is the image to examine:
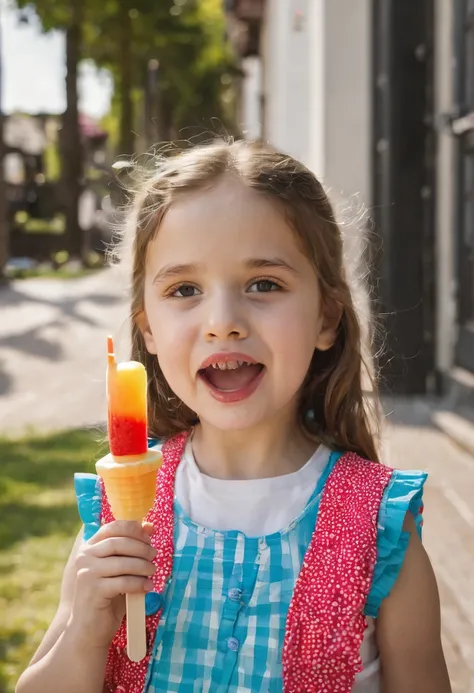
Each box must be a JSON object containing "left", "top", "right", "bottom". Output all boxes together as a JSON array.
[
  {"left": 144, "top": 579, "right": 154, "bottom": 592},
  {"left": 142, "top": 522, "right": 155, "bottom": 539}
]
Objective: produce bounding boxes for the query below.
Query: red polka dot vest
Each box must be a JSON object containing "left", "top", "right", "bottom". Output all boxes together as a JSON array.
[{"left": 100, "top": 432, "right": 393, "bottom": 693}]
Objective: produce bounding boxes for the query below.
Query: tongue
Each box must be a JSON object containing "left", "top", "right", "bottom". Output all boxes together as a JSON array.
[{"left": 204, "top": 364, "right": 262, "bottom": 391}]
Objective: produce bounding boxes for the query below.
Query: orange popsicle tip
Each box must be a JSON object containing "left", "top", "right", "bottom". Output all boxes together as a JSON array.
[{"left": 107, "top": 336, "right": 116, "bottom": 367}]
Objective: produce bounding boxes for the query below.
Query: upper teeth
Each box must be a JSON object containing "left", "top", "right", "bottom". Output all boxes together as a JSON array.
[{"left": 211, "top": 360, "right": 251, "bottom": 370}]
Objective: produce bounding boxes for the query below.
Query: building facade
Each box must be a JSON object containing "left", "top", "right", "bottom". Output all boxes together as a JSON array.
[{"left": 224, "top": 0, "right": 474, "bottom": 398}]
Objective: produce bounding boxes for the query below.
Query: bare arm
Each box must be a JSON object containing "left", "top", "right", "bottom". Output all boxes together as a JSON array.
[
  {"left": 16, "top": 521, "right": 156, "bottom": 693},
  {"left": 377, "top": 514, "right": 451, "bottom": 693},
  {"left": 16, "top": 529, "right": 109, "bottom": 693}
]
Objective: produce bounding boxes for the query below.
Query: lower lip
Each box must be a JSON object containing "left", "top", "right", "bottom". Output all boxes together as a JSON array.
[{"left": 198, "top": 367, "right": 266, "bottom": 404}]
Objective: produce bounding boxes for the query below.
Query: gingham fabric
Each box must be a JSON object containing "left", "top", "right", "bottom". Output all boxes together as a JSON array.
[
  {"left": 145, "top": 457, "right": 332, "bottom": 693},
  {"left": 75, "top": 437, "right": 426, "bottom": 693}
]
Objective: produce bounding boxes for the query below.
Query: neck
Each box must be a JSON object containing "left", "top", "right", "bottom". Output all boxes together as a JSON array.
[{"left": 191, "top": 409, "right": 318, "bottom": 480}]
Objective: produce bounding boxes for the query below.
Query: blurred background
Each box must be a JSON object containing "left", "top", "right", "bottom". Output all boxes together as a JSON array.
[{"left": 0, "top": 0, "right": 473, "bottom": 691}]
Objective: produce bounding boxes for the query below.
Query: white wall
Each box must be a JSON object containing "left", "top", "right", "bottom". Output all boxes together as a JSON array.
[
  {"left": 322, "top": 0, "right": 372, "bottom": 207},
  {"left": 257, "top": 0, "right": 454, "bottom": 379},
  {"left": 262, "top": 0, "right": 311, "bottom": 162},
  {"left": 306, "top": 0, "right": 325, "bottom": 179},
  {"left": 263, "top": 0, "right": 371, "bottom": 206},
  {"left": 434, "top": 0, "right": 457, "bottom": 374},
  {"left": 240, "top": 57, "right": 263, "bottom": 140}
]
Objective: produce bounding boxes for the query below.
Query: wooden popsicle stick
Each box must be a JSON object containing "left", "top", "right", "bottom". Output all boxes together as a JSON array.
[{"left": 125, "top": 592, "right": 147, "bottom": 661}]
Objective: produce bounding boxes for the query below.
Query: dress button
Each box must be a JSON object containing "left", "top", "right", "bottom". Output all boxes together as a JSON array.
[
  {"left": 227, "top": 636, "right": 240, "bottom": 652},
  {"left": 228, "top": 588, "right": 242, "bottom": 602},
  {"left": 145, "top": 591, "right": 164, "bottom": 615}
]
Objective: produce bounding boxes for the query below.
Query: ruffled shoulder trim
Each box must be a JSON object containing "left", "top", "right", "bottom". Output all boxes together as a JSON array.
[
  {"left": 365, "top": 469, "right": 427, "bottom": 618},
  {"left": 74, "top": 472, "right": 102, "bottom": 541}
]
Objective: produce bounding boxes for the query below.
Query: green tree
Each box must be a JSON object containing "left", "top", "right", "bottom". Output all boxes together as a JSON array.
[
  {"left": 15, "top": 0, "right": 237, "bottom": 255},
  {"left": 0, "top": 7, "right": 9, "bottom": 278},
  {"left": 16, "top": 0, "right": 85, "bottom": 259},
  {"left": 62, "top": 0, "right": 84, "bottom": 258},
  {"left": 85, "top": 0, "right": 237, "bottom": 154}
]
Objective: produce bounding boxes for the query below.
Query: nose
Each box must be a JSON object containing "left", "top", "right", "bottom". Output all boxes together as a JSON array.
[{"left": 202, "top": 290, "right": 249, "bottom": 342}]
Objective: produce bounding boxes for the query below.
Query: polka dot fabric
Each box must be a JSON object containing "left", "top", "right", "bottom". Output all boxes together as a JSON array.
[
  {"left": 101, "top": 438, "right": 392, "bottom": 693},
  {"left": 282, "top": 452, "right": 393, "bottom": 693},
  {"left": 101, "top": 432, "right": 189, "bottom": 693}
]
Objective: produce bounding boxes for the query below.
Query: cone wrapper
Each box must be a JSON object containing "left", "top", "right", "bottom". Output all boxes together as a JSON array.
[{"left": 95, "top": 449, "right": 163, "bottom": 521}]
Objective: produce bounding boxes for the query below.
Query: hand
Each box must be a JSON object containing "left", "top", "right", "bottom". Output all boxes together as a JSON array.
[{"left": 69, "top": 521, "right": 156, "bottom": 649}]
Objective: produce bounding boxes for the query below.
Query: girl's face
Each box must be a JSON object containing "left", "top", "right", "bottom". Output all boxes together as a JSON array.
[{"left": 138, "top": 177, "right": 338, "bottom": 433}]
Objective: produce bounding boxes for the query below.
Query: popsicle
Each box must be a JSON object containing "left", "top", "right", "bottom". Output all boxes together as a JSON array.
[{"left": 95, "top": 336, "right": 162, "bottom": 662}]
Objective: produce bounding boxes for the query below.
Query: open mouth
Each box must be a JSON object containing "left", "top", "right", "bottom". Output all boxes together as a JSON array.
[{"left": 198, "top": 360, "right": 265, "bottom": 402}]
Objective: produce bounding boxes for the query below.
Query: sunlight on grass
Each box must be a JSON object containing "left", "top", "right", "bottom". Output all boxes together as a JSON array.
[{"left": 0, "top": 429, "right": 105, "bottom": 693}]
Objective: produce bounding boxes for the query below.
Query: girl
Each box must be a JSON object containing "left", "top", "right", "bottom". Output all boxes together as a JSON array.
[{"left": 17, "top": 141, "right": 451, "bottom": 693}]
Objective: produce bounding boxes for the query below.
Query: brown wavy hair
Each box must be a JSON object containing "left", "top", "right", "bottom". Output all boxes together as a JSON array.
[{"left": 118, "top": 140, "right": 381, "bottom": 462}]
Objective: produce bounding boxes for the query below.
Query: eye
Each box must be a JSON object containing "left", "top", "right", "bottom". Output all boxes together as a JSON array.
[
  {"left": 248, "top": 279, "right": 282, "bottom": 293},
  {"left": 169, "top": 284, "right": 201, "bottom": 298}
]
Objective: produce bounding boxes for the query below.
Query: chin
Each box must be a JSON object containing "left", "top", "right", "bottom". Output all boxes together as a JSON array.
[
  {"left": 196, "top": 400, "right": 277, "bottom": 433},
  {"left": 201, "top": 416, "right": 266, "bottom": 433}
]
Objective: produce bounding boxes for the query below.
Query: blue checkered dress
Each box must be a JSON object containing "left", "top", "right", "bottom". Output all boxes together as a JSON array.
[
  {"left": 144, "top": 459, "right": 329, "bottom": 693},
  {"left": 74, "top": 452, "right": 426, "bottom": 693}
]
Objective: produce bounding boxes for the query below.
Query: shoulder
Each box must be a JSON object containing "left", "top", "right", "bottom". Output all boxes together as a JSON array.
[
  {"left": 365, "top": 466, "right": 428, "bottom": 617},
  {"left": 327, "top": 450, "right": 394, "bottom": 500},
  {"left": 330, "top": 455, "right": 430, "bottom": 628},
  {"left": 331, "top": 451, "right": 426, "bottom": 518},
  {"left": 326, "top": 451, "right": 429, "bottom": 618}
]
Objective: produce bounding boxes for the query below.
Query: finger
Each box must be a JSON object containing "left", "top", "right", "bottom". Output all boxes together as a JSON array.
[
  {"left": 91, "top": 537, "right": 156, "bottom": 562},
  {"left": 88, "top": 521, "right": 152, "bottom": 546},
  {"left": 142, "top": 522, "right": 155, "bottom": 537},
  {"left": 99, "top": 576, "right": 155, "bottom": 599},
  {"left": 95, "top": 556, "right": 156, "bottom": 579}
]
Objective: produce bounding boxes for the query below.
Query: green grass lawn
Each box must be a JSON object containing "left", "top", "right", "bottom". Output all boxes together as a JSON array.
[{"left": 0, "top": 429, "right": 107, "bottom": 693}]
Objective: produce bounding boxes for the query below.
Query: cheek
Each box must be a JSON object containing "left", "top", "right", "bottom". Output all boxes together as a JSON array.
[
  {"left": 145, "top": 294, "right": 193, "bottom": 351},
  {"left": 152, "top": 324, "right": 190, "bottom": 362},
  {"left": 152, "top": 334, "right": 191, "bottom": 399},
  {"left": 147, "top": 311, "right": 196, "bottom": 384},
  {"left": 266, "top": 297, "right": 320, "bottom": 350}
]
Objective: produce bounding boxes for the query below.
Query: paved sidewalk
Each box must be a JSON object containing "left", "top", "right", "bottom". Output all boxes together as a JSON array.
[
  {"left": 0, "top": 270, "right": 129, "bottom": 433},
  {"left": 383, "top": 399, "right": 474, "bottom": 692},
  {"left": 0, "top": 273, "right": 473, "bottom": 690}
]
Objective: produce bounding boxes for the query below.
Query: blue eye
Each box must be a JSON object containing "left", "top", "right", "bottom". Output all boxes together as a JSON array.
[
  {"left": 248, "top": 280, "right": 281, "bottom": 293},
  {"left": 171, "top": 284, "right": 200, "bottom": 298}
]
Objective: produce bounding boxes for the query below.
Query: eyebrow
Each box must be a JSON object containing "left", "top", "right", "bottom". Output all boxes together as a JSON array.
[
  {"left": 244, "top": 257, "right": 299, "bottom": 275},
  {"left": 152, "top": 263, "right": 198, "bottom": 284},
  {"left": 152, "top": 257, "right": 298, "bottom": 284}
]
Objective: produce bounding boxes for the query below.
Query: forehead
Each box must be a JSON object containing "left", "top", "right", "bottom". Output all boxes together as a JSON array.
[{"left": 146, "top": 177, "right": 307, "bottom": 269}]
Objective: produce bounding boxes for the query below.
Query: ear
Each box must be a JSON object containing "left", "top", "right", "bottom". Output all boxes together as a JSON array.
[
  {"left": 135, "top": 310, "right": 158, "bottom": 355},
  {"left": 315, "top": 300, "right": 343, "bottom": 352}
]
